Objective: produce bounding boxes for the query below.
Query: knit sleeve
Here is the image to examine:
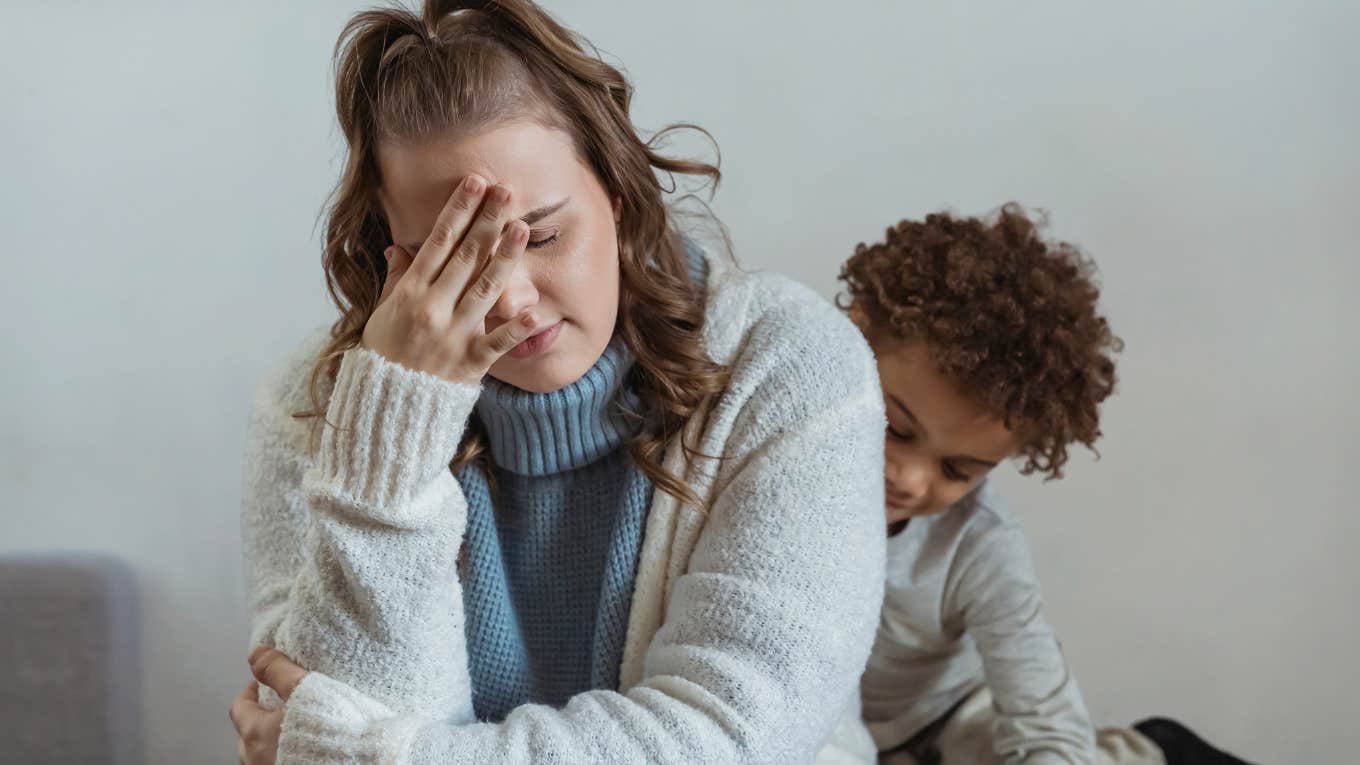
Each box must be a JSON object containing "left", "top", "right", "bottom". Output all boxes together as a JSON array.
[
  {"left": 239, "top": 336, "right": 481, "bottom": 735},
  {"left": 270, "top": 298, "right": 890, "bottom": 764},
  {"left": 945, "top": 520, "right": 1098, "bottom": 764}
]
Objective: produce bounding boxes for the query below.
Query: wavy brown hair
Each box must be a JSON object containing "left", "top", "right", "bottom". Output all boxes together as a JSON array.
[
  {"left": 839, "top": 204, "right": 1123, "bottom": 480},
  {"left": 295, "top": 0, "right": 729, "bottom": 509}
]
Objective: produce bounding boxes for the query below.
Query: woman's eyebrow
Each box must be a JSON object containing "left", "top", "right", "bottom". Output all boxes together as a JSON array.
[
  {"left": 402, "top": 197, "right": 570, "bottom": 252},
  {"left": 521, "top": 197, "right": 569, "bottom": 225}
]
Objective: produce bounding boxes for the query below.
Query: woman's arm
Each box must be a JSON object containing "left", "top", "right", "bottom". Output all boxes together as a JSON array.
[
  {"left": 240, "top": 336, "right": 480, "bottom": 723},
  {"left": 947, "top": 523, "right": 1098, "bottom": 764},
  {"left": 269, "top": 298, "right": 890, "bottom": 764},
  {"left": 242, "top": 176, "right": 537, "bottom": 727}
]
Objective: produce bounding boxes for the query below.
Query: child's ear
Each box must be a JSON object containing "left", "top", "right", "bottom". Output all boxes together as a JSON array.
[{"left": 847, "top": 301, "right": 871, "bottom": 333}]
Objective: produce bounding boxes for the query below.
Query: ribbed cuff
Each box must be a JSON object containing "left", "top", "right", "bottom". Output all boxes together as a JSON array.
[
  {"left": 277, "top": 671, "right": 429, "bottom": 765},
  {"left": 310, "top": 345, "right": 480, "bottom": 527}
]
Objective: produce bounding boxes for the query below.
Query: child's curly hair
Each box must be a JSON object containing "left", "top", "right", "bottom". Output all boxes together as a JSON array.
[{"left": 838, "top": 203, "right": 1123, "bottom": 480}]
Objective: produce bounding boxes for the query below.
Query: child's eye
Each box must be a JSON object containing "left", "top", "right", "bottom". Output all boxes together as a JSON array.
[
  {"left": 942, "top": 462, "right": 969, "bottom": 483},
  {"left": 886, "top": 426, "right": 915, "bottom": 442}
]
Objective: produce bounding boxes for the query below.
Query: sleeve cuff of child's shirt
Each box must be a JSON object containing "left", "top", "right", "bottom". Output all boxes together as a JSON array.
[{"left": 276, "top": 671, "right": 430, "bottom": 765}]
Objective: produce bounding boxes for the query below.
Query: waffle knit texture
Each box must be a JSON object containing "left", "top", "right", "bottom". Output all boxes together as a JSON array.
[
  {"left": 458, "top": 332, "right": 653, "bottom": 722},
  {"left": 239, "top": 243, "right": 888, "bottom": 764}
]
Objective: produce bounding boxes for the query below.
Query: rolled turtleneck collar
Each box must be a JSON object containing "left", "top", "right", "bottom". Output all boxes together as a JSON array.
[{"left": 474, "top": 333, "right": 642, "bottom": 476}]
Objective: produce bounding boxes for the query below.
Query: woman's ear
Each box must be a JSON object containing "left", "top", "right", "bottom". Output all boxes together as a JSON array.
[{"left": 612, "top": 195, "right": 622, "bottom": 223}]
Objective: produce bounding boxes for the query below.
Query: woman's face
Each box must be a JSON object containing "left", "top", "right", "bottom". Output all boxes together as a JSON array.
[{"left": 376, "top": 121, "right": 621, "bottom": 393}]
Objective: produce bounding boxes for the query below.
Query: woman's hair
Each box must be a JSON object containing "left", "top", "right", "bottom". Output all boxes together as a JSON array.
[
  {"left": 838, "top": 203, "right": 1124, "bottom": 480},
  {"left": 295, "top": 0, "right": 729, "bottom": 508}
]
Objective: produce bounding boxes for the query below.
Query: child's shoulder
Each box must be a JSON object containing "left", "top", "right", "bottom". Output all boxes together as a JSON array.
[
  {"left": 915, "top": 481, "right": 1038, "bottom": 590},
  {"left": 921, "top": 480, "right": 1024, "bottom": 547}
]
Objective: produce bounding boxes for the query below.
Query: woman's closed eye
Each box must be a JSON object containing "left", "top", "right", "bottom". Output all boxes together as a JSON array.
[{"left": 527, "top": 226, "right": 560, "bottom": 249}]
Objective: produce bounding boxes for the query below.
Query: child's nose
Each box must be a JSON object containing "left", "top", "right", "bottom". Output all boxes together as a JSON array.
[{"left": 888, "top": 458, "right": 931, "bottom": 502}]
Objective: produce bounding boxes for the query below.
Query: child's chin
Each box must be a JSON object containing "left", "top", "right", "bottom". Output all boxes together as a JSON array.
[
  {"left": 886, "top": 506, "right": 916, "bottom": 525},
  {"left": 886, "top": 505, "right": 946, "bottom": 524}
]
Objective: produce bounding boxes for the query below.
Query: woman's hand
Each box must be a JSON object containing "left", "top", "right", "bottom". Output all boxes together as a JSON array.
[
  {"left": 228, "top": 646, "right": 310, "bottom": 765},
  {"left": 361, "top": 175, "right": 539, "bottom": 386}
]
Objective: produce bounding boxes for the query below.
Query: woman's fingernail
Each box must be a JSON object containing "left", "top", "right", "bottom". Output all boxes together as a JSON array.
[{"left": 464, "top": 175, "right": 484, "bottom": 193}]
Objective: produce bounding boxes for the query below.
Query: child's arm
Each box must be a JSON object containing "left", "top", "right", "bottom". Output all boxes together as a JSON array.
[{"left": 946, "top": 522, "right": 1097, "bottom": 764}]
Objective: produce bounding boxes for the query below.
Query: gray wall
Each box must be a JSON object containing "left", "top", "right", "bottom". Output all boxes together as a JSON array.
[{"left": 3, "top": 1, "right": 1355, "bottom": 762}]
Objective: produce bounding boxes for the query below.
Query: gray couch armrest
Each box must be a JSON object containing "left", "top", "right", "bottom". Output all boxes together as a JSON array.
[{"left": 0, "top": 552, "right": 142, "bottom": 765}]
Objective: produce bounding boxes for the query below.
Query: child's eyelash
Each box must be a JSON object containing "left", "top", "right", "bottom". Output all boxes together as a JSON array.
[
  {"left": 887, "top": 426, "right": 914, "bottom": 442},
  {"left": 887, "top": 425, "right": 968, "bottom": 482}
]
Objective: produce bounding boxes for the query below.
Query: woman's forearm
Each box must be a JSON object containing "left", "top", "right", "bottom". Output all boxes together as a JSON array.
[
  {"left": 274, "top": 362, "right": 888, "bottom": 764},
  {"left": 242, "top": 342, "right": 480, "bottom": 722}
]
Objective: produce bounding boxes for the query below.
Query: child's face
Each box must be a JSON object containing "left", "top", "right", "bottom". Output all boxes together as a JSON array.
[{"left": 869, "top": 339, "right": 1020, "bottom": 527}]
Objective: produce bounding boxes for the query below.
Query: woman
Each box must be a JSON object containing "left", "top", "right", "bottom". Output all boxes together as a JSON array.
[{"left": 229, "top": 1, "right": 885, "bottom": 762}]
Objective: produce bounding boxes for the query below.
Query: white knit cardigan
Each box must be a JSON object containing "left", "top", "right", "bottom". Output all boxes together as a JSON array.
[{"left": 239, "top": 248, "right": 887, "bottom": 764}]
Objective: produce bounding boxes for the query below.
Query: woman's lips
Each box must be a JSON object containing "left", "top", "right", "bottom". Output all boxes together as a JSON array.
[{"left": 507, "top": 319, "right": 563, "bottom": 359}]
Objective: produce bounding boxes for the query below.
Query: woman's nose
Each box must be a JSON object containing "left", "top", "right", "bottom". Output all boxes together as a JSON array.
[{"left": 485, "top": 263, "right": 540, "bottom": 322}]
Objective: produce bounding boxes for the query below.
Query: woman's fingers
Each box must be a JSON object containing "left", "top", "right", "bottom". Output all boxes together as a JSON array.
[
  {"left": 477, "top": 309, "right": 539, "bottom": 364},
  {"left": 229, "top": 681, "right": 257, "bottom": 734},
  {"left": 376, "top": 245, "right": 413, "bottom": 307},
  {"left": 361, "top": 177, "right": 528, "bottom": 385},
  {"left": 432, "top": 183, "right": 516, "bottom": 307},
  {"left": 406, "top": 174, "right": 488, "bottom": 284},
  {"left": 247, "top": 646, "right": 308, "bottom": 703},
  {"left": 230, "top": 680, "right": 281, "bottom": 765},
  {"left": 450, "top": 219, "right": 528, "bottom": 326}
]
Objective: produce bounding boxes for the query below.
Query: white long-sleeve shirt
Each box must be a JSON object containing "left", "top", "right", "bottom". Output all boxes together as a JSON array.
[
  {"left": 860, "top": 481, "right": 1098, "bottom": 764},
  {"left": 239, "top": 246, "right": 888, "bottom": 764}
]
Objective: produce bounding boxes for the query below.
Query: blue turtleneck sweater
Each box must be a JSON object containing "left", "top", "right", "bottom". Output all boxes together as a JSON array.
[
  {"left": 456, "top": 241, "right": 708, "bottom": 722},
  {"left": 456, "top": 334, "right": 654, "bottom": 722}
]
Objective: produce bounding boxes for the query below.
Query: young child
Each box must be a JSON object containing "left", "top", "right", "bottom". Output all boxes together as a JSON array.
[{"left": 839, "top": 205, "right": 1253, "bottom": 765}]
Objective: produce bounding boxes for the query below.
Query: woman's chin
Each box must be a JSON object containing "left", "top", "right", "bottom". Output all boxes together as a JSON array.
[{"left": 489, "top": 351, "right": 591, "bottom": 394}]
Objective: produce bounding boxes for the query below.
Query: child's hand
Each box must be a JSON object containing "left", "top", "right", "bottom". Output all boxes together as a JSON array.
[{"left": 361, "top": 175, "right": 538, "bottom": 386}]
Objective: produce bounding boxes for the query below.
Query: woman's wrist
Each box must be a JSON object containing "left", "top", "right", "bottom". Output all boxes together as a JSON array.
[
  {"left": 277, "top": 671, "right": 428, "bottom": 764},
  {"left": 308, "top": 344, "right": 480, "bottom": 526}
]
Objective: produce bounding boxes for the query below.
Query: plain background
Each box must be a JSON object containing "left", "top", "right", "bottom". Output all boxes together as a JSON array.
[{"left": 3, "top": 1, "right": 1356, "bottom": 762}]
